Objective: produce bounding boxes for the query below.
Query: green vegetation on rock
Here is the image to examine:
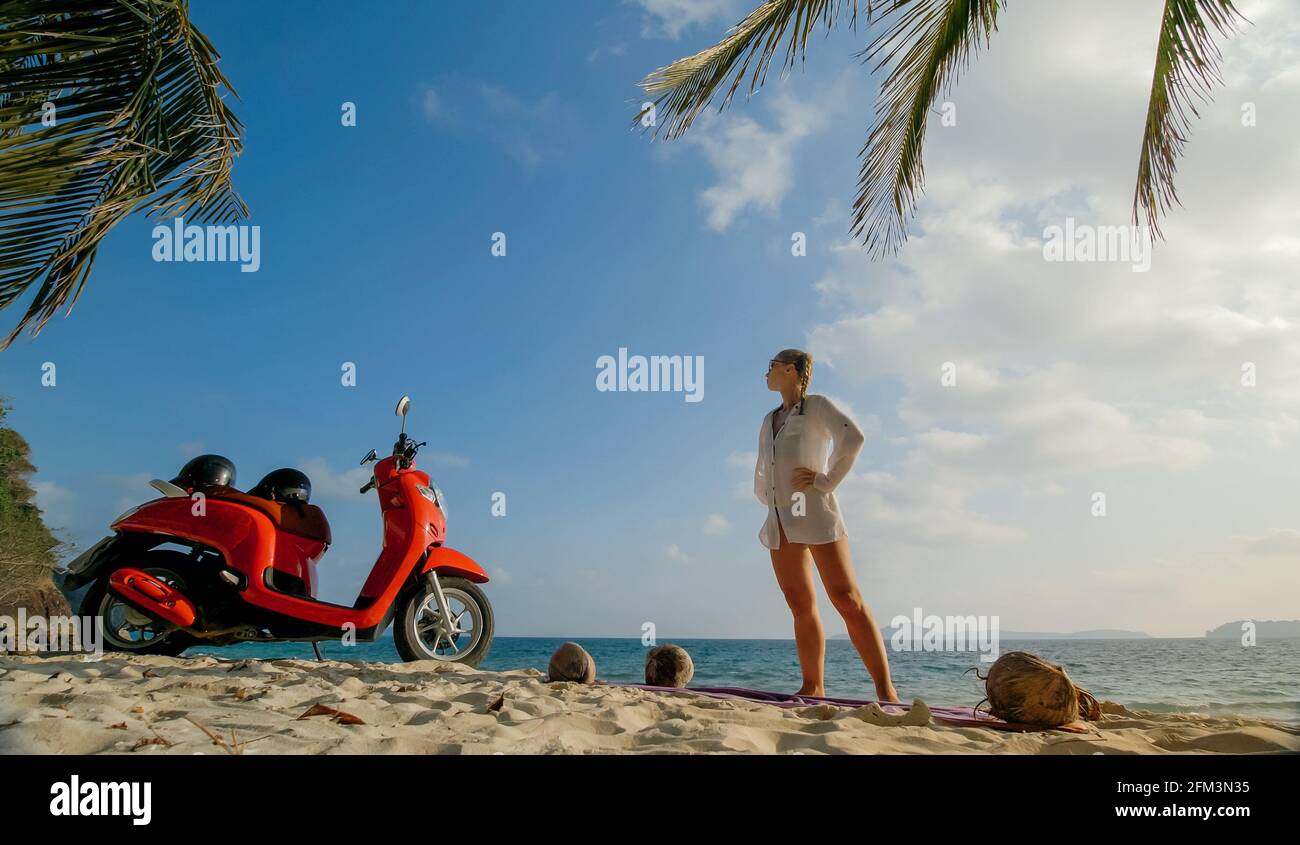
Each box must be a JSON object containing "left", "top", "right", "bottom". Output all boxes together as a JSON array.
[{"left": 0, "top": 397, "right": 69, "bottom": 617}]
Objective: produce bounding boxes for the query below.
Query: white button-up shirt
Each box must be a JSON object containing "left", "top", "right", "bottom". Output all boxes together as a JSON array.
[{"left": 754, "top": 393, "right": 865, "bottom": 549}]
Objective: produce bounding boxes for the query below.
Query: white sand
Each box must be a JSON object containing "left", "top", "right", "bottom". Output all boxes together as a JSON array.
[{"left": 2, "top": 653, "right": 1296, "bottom": 754}]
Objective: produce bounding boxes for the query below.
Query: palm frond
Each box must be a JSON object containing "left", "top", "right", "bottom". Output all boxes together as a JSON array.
[
  {"left": 1134, "top": 0, "right": 1245, "bottom": 238},
  {"left": 636, "top": 0, "right": 863, "bottom": 138},
  {"left": 852, "top": 0, "right": 1003, "bottom": 256},
  {"left": 0, "top": 0, "right": 245, "bottom": 348}
]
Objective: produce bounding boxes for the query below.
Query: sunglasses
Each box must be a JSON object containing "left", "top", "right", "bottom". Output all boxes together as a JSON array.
[{"left": 768, "top": 359, "right": 794, "bottom": 372}]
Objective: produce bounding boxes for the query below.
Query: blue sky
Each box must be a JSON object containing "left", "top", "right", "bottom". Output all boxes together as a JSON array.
[{"left": 4, "top": 1, "right": 1299, "bottom": 638}]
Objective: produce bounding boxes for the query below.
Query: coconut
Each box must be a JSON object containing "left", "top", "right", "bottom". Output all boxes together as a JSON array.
[
  {"left": 972, "top": 651, "right": 1101, "bottom": 727},
  {"left": 645, "top": 643, "right": 694, "bottom": 687},
  {"left": 546, "top": 641, "right": 596, "bottom": 683}
]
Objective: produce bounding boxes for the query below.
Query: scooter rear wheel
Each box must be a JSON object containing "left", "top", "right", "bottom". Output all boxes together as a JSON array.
[
  {"left": 80, "top": 550, "right": 196, "bottom": 657},
  {"left": 394, "top": 576, "right": 494, "bottom": 667}
]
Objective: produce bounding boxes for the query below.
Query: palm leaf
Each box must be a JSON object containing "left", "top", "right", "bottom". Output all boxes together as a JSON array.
[
  {"left": 1133, "top": 0, "right": 1245, "bottom": 237},
  {"left": 853, "top": 0, "right": 1003, "bottom": 256},
  {"left": 636, "top": 0, "right": 864, "bottom": 138},
  {"left": 0, "top": 0, "right": 245, "bottom": 348}
]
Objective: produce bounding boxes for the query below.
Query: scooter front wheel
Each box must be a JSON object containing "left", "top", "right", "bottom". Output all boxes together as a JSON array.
[{"left": 394, "top": 576, "right": 494, "bottom": 667}]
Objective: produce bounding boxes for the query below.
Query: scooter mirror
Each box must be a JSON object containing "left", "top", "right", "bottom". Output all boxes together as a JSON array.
[
  {"left": 395, "top": 396, "right": 411, "bottom": 418},
  {"left": 360, "top": 448, "right": 378, "bottom": 465}
]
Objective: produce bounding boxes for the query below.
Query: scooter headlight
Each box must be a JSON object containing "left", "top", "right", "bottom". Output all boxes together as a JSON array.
[{"left": 416, "top": 483, "right": 446, "bottom": 515}]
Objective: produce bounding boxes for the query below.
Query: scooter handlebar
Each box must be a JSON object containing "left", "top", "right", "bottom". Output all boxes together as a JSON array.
[{"left": 393, "top": 435, "right": 427, "bottom": 469}]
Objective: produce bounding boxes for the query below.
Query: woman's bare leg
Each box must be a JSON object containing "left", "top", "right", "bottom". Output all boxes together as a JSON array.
[
  {"left": 808, "top": 537, "right": 901, "bottom": 703},
  {"left": 769, "top": 522, "right": 824, "bottom": 696}
]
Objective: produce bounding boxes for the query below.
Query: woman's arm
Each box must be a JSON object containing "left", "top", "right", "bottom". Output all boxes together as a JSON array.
[{"left": 811, "top": 396, "right": 865, "bottom": 493}]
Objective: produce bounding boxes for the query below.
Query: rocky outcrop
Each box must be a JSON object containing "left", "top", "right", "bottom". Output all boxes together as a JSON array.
[{"left": 0, "top": 580, "right": 72, "bottom": 620}]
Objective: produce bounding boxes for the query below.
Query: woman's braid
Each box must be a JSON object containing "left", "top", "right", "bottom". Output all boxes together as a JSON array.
[{"left": 798, "top": 356, "right": 813, "bottom": 398}]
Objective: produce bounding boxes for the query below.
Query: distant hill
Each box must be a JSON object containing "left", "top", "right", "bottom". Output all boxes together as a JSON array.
[
  {"left": 995, "top": 629, "right": 1152, "bottom": 640},
  {"left": 1205, "top": 620, "right": 1300, "bottom": 639},
  {"left": 831, "top": 628, "right": 1151, "bottom": 640}
]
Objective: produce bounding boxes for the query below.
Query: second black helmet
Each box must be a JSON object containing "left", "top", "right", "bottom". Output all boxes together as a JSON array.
[{"left": 248, "top": 468, "right": 312, "bottom": 504}]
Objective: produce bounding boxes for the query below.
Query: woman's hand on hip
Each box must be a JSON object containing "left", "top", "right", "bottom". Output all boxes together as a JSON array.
[{"left": 792, "top": 468, "right": 817, "bottom": 490}]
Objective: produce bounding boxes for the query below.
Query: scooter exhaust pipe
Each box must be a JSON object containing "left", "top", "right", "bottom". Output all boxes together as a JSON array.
[{"left": 108, "top": 567, "right": 198, "bottom": 628}]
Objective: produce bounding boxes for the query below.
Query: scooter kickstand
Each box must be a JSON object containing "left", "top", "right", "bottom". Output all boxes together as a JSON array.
[{"left": 311, "top": 642, "right": 324, "bottom": 662}]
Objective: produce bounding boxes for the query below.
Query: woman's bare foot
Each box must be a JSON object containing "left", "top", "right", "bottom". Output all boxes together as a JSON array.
[
  {"left": 877, "top": 684, "right": 902, "bottom": 704},
  {"left": 795, "top": 684, "right": 825, "bottom": 697}
]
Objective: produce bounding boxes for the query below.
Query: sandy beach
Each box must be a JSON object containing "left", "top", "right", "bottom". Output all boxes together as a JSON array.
[{"left": 2, "top": 653, "right": 1296, "bottom": 755}]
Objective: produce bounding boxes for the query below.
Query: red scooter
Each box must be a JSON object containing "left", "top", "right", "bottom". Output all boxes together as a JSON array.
[{"left": 60, "top": 396, "right": 494, "bottom": 666}]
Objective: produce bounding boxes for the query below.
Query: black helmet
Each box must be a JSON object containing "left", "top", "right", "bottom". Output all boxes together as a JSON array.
[
  {"left": 172, "top": 454, "right": 236, "bottom": 490},
  {"left": 248, "top": 468, "right": 312, "bottom": 504}
]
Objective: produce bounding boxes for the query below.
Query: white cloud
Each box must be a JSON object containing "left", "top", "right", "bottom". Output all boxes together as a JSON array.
[
  {"left": 726, "top": 450, "right": 755, "bottom": 467},
  {"left": 820, "top": 393, "right": 879, "bottom": 440},
  {"left": 297, "top": 458, "right": 373, "bottom": 499},
  {"left": 728, "top": 451, "right": 757, "bottom": 501},
  {"left": 665, "top": 543, "right": 689, "bottom": 563},
  {"left": 419, "top": 78, "right": 584, "bottom": 167},
  {"left": 633, "top": 0, "right": 738, "bottom": 40},
  {"left": 421, "top": 87, "right": 443, "bottom": 122},
  {"left": 587, "top": 44, "right": 626, "bottom": 63},
  {"left": 103, "top": 473, "right": 152, "bottom": 525},
  {"left": 703, "top": 513, "right": 730, "bottom": 534},
  {"left": 1240, "top": 528, "right": 1300, "bottom": 558},
  {"left": 1036, "top": 528, "right": 1300, "bottom": 635},
  {"left": 31, "top": 480, "right": 74, "bottom": 531},
  {"left": 684, "top": 85, "right": 841, "bottom": 230}
]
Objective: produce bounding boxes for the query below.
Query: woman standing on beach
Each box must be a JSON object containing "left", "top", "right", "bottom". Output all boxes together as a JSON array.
[{"left": 756, "top": 349, "right": 900, "bottom": 703}]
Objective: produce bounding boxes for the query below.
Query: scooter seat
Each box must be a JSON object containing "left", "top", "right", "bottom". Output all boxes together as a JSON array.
[{"left": 205, "top": 486, "right": 332, "bottom": 545}]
